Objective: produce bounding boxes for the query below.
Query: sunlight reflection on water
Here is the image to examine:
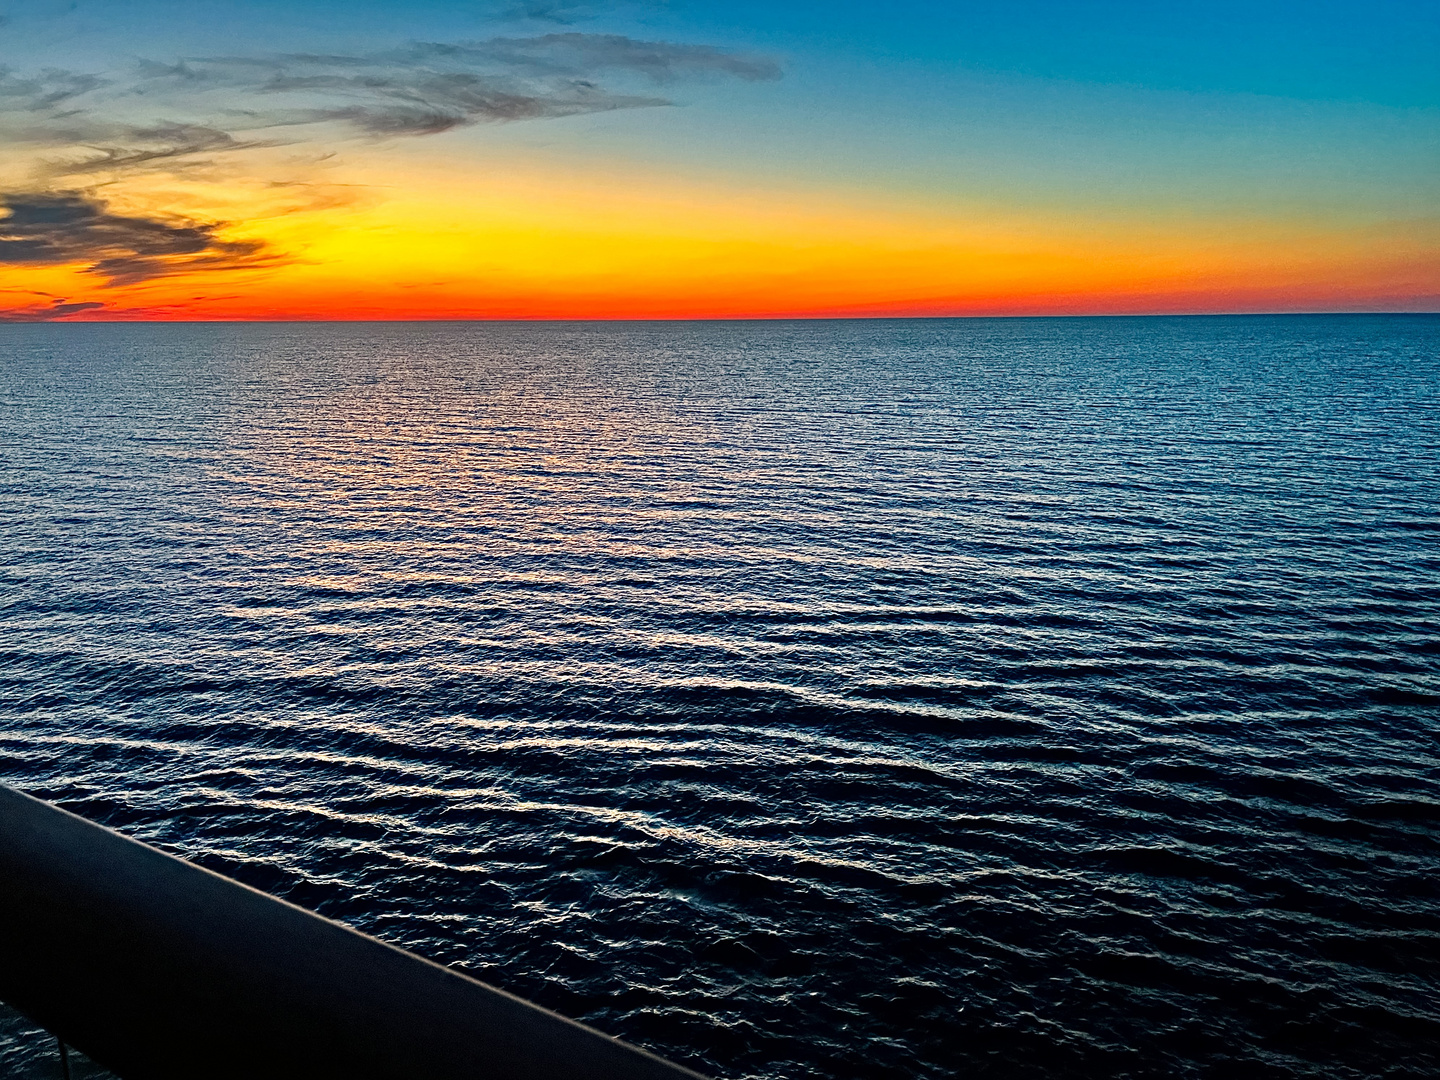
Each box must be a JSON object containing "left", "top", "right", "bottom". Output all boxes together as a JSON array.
[{"left": 1, "top": 316, "right": 1438, "bottom": 1079}]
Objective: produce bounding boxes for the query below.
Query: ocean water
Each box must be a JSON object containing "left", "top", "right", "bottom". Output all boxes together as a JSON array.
[{"left": 0, "top": 315, "right": 1437, "bottom": 1080}]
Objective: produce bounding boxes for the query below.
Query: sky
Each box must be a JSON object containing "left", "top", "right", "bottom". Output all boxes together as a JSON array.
[{"left": 0, "top": 0, "right": 1436, "bottom": 320}]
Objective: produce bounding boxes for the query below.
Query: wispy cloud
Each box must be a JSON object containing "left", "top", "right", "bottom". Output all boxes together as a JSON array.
[
  {"left": 0, "top": 33, "right": 779, "bottom": 175},
  {"left": 0, "top": 192, "right": 276, "bottom": 285},
  {"left": 494, "top": 0, "right": 674, "bottom": 28},
  {"left": 0, "top": 32, "right": 781, "bottom": 283},
  {"left": 0, "top": 67, "right": 108, "bottom": 114},
  {"left": 388, "top": 34, "right": 784, "bottom": 84},
  {"left": 499, "top": 1, "right": 599, "bottom": 25},
  {"left": 122, "top": 34, "right": 780, "bottom": 138},
  {"left": 42, "top": 122, "right": 256, "bottom": 176},
  {"left": 147, "top": 57, "right": 669, "bottom": 137}
]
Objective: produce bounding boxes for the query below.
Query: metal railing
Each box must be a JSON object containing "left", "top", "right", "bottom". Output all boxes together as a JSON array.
[{"left": 0, "top": 783, "right": 710, "bottom": 1080}]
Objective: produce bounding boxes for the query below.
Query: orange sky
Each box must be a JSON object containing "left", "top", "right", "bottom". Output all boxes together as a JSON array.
[
  {"left": 5, "top": 155, "right": 1436, "bottom": 321},
  {"left": 2, "top": 3, "right": 1437, "bottom": 320}
]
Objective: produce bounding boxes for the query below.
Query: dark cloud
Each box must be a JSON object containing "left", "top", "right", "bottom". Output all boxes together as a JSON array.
[
  {"left": 0, "top": 296, "right": 105, "bottom": 321},
  {"left": 0, "top": 192, "right": 277, "bottom": 285}
]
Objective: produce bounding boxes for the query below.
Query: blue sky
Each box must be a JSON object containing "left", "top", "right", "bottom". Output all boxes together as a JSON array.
[
  {"left": 1, "top": 0, "right": 1436, "bottom": 317},
  {"left": 9, "top": 0, "right": 1437, "bottom": 102}
]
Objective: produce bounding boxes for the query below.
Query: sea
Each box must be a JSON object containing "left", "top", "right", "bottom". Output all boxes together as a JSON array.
[{"left": 0, "top": 315, "right": 1436, "bottom": 1080}]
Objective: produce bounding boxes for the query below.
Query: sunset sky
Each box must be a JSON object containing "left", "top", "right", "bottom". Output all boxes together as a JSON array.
[{"left": 1, "top": 0, "right": 1436, "bottom": 320}]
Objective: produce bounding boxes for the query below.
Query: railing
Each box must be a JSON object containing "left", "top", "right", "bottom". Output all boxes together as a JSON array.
[{"left": 0, "top": 783, "right": 710, "bottom": 1080}]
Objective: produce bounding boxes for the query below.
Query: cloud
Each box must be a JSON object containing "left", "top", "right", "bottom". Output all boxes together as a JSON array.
[
  {"left": 0, "top": 31, "right": 781, "bottom": 293},
  {"left": 2, "top": 32, "right": 781, "bottom": 172},
  {"left": 43, "top": 122, "right": 256, "bottom": 176},
  {"left": 129, "top": 33, "right": 781, "bottom": 138},
  {"left": 0, "top": 67, "right": 108, "bottom": 113},
  {"left": 493, "top": 0, "right": 676, "bottom": 27},
  {"left": 0, "top": 33, "right": 779, "bottom": 178},
  {"left": 499, "top": 1, "right": 597, "bottom": 24},
  {"left": 237, "top": 66, "right": 666, "bottom": 136},
  {"left": 390, "top": 34, "right": 783, "bottom": 84},
  {"left": 385, "top": 34, "right": 789, "bottom": 84},
  {"left": 0, "top": 192, "right": 277, "bottom": 285},
  {"left": 0, "top": 296, "right": 105, "bottom": 321}
]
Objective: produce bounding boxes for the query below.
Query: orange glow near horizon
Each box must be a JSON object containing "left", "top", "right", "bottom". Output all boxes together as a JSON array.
[
  {"left": 2, "top": 3, "right": 1438, "bottom": 323},
  {"left": 4, "top": 156, "right": 1437, "bottom": 321}
]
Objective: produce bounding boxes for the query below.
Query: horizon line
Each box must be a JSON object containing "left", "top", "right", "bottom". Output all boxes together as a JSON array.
[{"left": 6, "top": 310, "right": 1440, "bottom": 326}]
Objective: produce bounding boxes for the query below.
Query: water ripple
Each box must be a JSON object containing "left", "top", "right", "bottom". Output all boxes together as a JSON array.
[{"left": 1, "top": 316, "right": 1438, "bottom": 1079}]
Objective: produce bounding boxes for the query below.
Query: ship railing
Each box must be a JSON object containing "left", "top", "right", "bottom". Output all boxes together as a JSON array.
[{"left": 0, "top": 783, "right": 709, "bottom": 1080}]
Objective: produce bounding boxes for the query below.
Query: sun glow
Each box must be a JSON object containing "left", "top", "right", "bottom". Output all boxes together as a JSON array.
[
  {"left": 5, "top": 152, "right": 1434, "bottom": 321},
  {"left": 1, "top": 1, "right": 1436, "bottom": 320}
]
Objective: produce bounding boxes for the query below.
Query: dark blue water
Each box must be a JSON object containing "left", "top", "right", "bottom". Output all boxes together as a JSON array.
[{"left": 1, "top": 316, "right": 1437, "bottom": 1080}]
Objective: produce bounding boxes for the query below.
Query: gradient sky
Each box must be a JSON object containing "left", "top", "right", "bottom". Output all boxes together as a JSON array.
[{"left": 1, "top": 0, "right": 1436, "bottom": 319}]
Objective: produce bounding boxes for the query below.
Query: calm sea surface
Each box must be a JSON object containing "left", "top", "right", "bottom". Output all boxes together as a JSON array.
[{"left": 1, "top": 316, "right": 1437, "bottom": 1079}]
